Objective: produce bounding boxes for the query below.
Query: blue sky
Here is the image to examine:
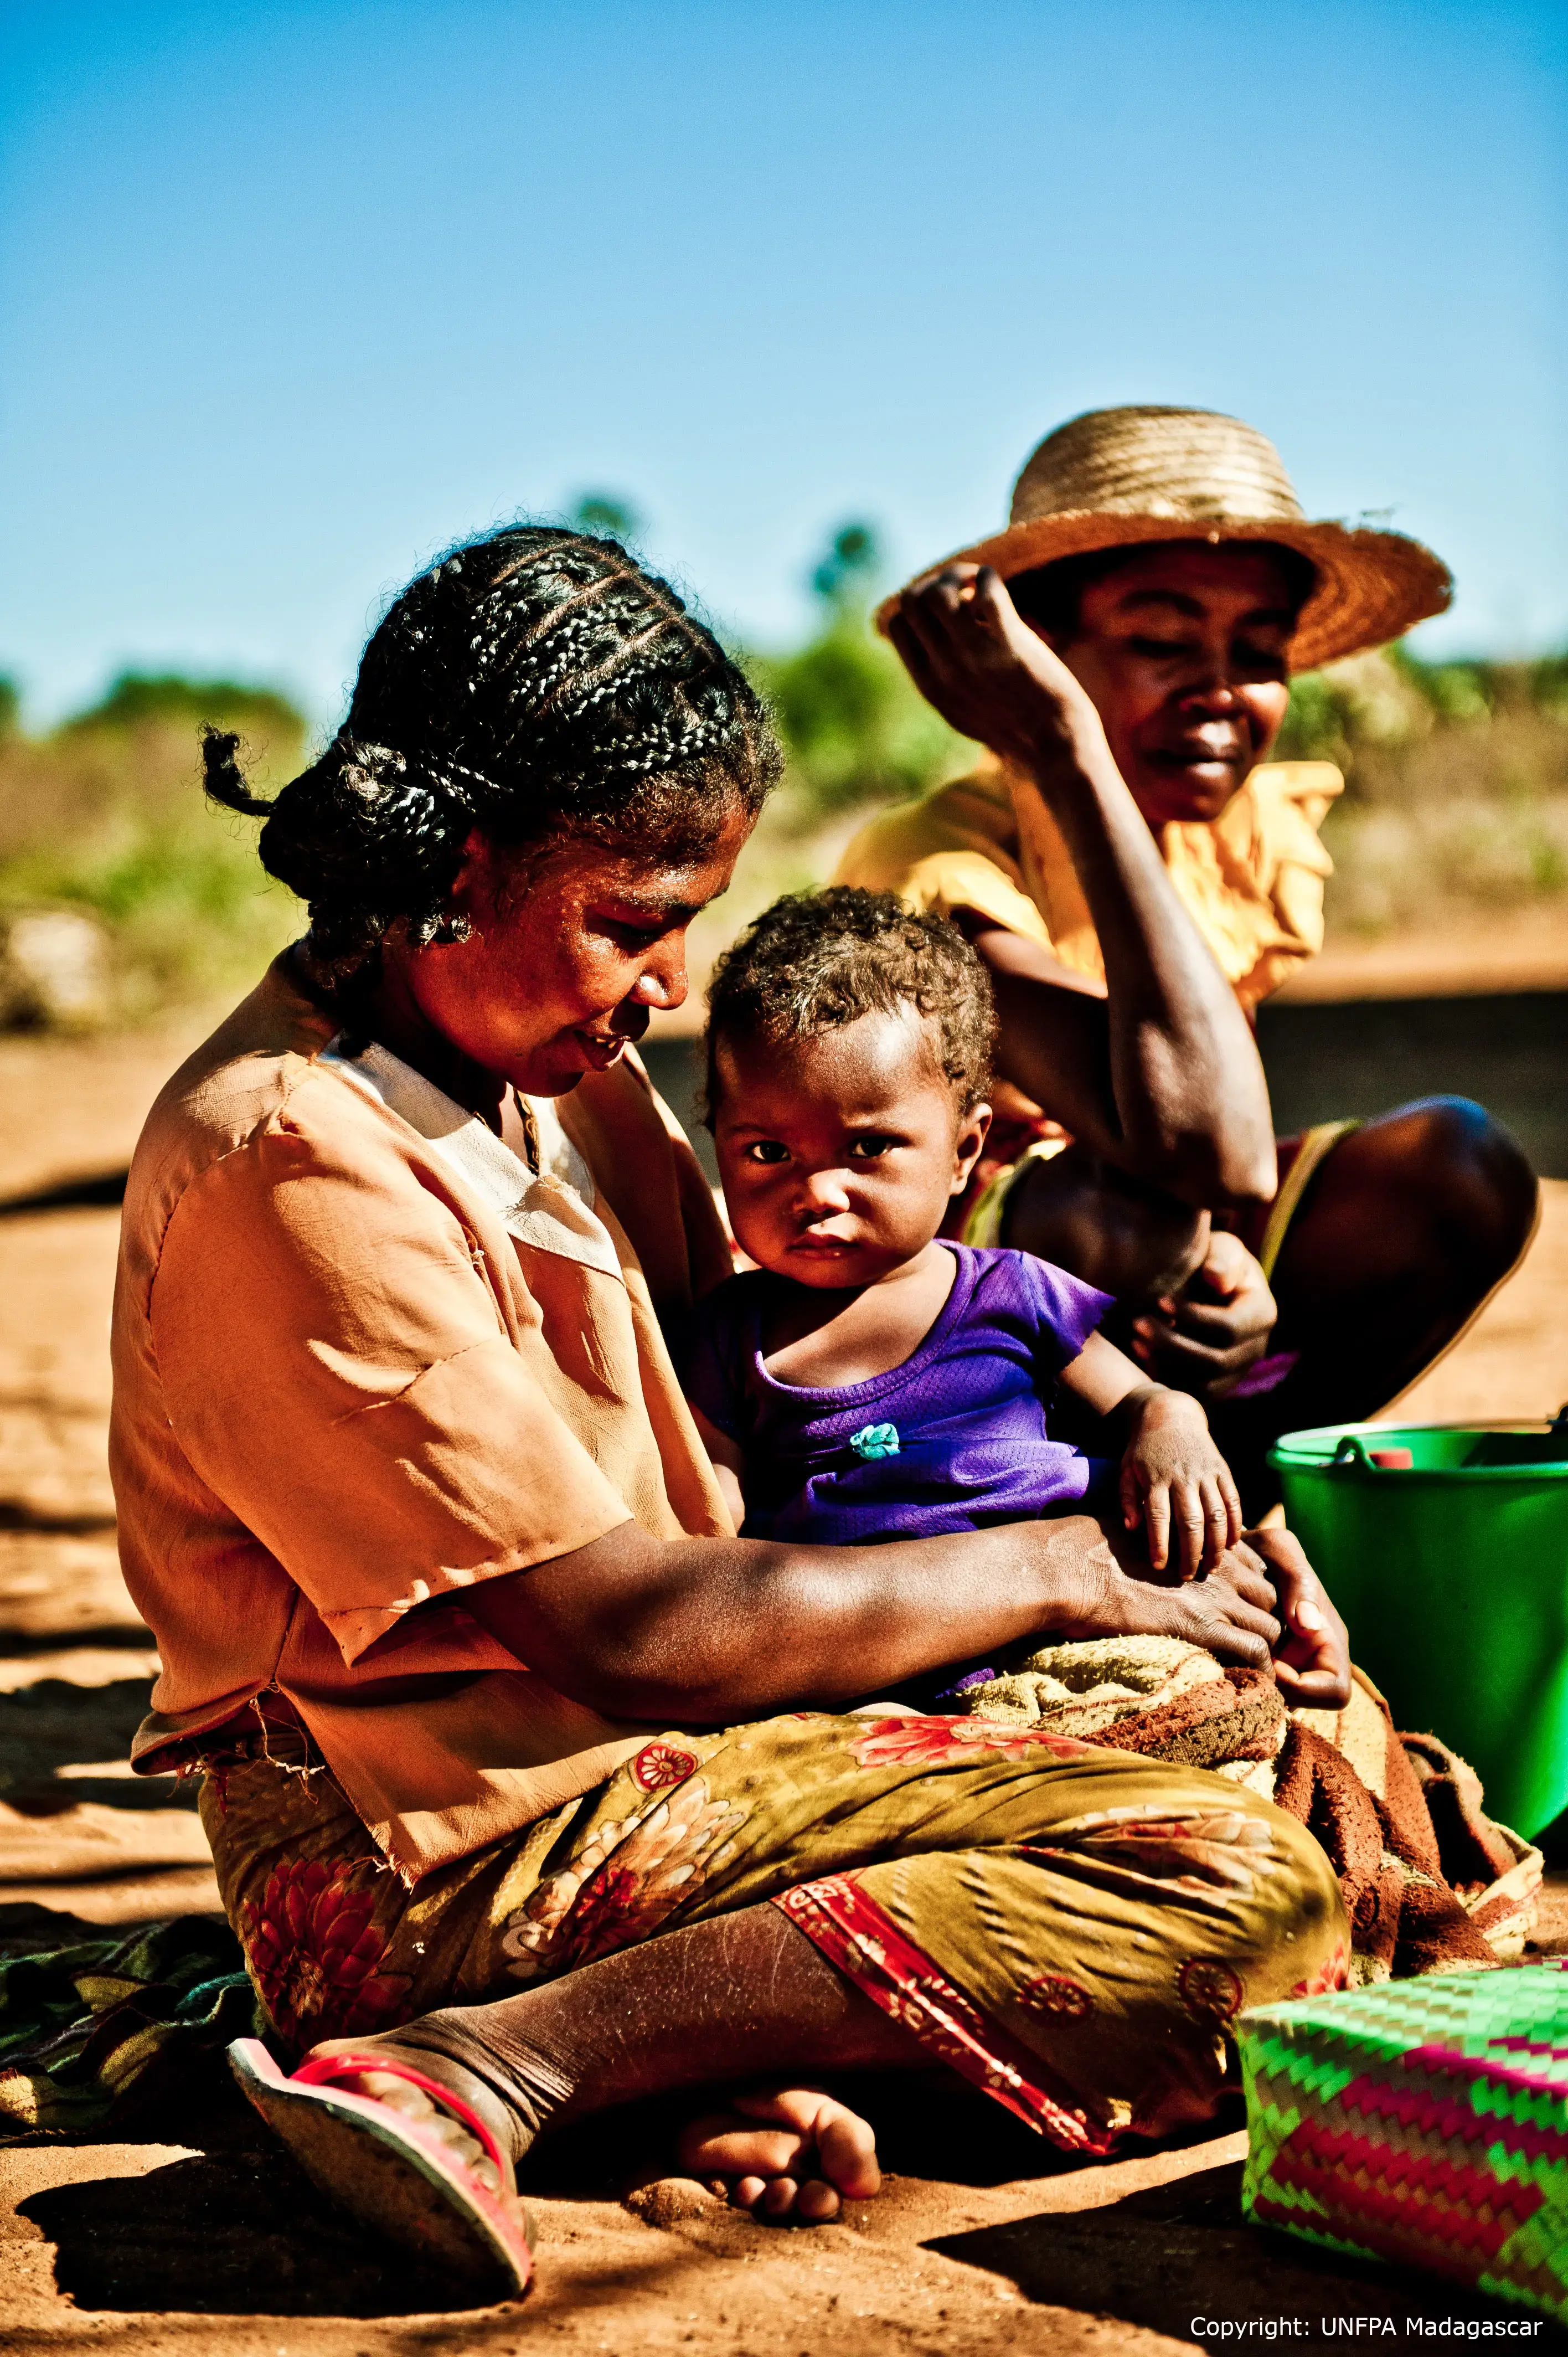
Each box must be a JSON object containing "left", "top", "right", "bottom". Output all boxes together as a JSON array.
[{"left": 1, "top": 0, "right": 1564, "bottom": 726}]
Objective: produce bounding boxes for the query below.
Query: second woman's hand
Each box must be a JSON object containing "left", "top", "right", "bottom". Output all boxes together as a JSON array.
[
  {"left": 885, "top": 563, "right": 1110, "bottom": 776},
  {"left": 1246, "top": 1525, "right": 1353, "bottom": 1711},
  {"left": 1129, "top": 1230, "right": 1278, "bottom": 1397},
  {"left": 1055, "top": 1519, "right": 1353, "bottom": 1708}
]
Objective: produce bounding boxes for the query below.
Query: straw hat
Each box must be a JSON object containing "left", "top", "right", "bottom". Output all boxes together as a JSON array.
[{"left": 881, "top": 405, "right": 1451, "bottom": 672}]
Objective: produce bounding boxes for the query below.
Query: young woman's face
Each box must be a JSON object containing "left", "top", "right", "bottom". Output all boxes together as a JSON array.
[
  {"left": 712, "top": 1007, "right": 990, "bottom": 1288},
  {"left": 1043, "top": 543, "right": 1298, "bottom": 829},
  {"left": 400, "top": 800, "right": 754, "bottom": 1097}
]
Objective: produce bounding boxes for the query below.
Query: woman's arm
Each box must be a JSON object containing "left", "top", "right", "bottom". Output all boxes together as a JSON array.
[
  {"left": 460, "top": 1511, "right": 1300, "bottom": 1723},
  {"left": 887, "top": 567, "right": 1276, "bottom": 1211}
]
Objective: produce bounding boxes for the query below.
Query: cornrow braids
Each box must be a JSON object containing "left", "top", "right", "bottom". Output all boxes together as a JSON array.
[
  {"left": 704, "top": 887, "right": 996, "bottom": 1123},
  {"left": 204, "top": 526, "right": 781, "bottom": 977}
]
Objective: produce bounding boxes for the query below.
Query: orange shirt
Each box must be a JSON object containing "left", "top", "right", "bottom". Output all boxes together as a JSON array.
[
  {"left": 110, "top": 956, "right": 733, "bottom": 1882},
  {"left": 835, "top": 756, "right": 1344, "bottom": 1013}
]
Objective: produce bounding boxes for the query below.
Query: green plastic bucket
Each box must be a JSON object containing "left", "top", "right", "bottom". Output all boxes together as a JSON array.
[{"left": 1268, "top": 1419, "right": 1568, "bottom": 1839}]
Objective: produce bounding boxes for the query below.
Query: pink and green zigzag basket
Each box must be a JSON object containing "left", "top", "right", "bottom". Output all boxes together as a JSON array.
[{"left": 1239, "top": 1963, "right": 1568, "bottom": 2321}]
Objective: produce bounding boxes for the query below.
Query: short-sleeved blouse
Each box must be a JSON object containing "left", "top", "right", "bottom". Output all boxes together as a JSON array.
[
  {"left": 110, "top": 956, "right": 732, "bottom": 1881},
  {"left": 834, "top": 755, "right": 1344, "bottom": 1013}
]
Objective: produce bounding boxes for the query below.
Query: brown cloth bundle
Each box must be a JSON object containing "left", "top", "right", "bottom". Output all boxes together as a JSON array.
[{"left": 955, "top": 1639, "right": 1542, "bottom": 1984}]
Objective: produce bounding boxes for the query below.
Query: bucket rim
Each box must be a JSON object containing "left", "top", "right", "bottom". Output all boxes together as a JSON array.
[{"left": 1268, "top": 1418, "right": 1568, "bottom": 1479}]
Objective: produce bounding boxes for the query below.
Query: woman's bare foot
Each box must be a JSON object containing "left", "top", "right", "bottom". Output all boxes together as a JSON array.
[
  {"left": 678, "top": 2087, "right": 881, "bottom": 2222},
  {"left": 290, "top": 1905, "right": 917, "bottom": 2246}
]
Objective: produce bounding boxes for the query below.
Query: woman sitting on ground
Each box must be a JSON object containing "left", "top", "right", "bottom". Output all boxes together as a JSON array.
[
  {"left": 110, "top": 524, "right": 1347, "bottom": 2294},
  {"left": 837, "top": 405, "right": 1539, "bottom": 1512}
]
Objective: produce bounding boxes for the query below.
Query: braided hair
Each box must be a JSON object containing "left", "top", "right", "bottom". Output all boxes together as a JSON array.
[{"left": 204, "top": 526, "right": 781, "bottom": 978}]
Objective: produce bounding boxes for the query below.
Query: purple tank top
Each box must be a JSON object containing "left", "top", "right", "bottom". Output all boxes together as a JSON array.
[{"left": 680, "top": 1243, "right": 1112, "bottom": 1544}]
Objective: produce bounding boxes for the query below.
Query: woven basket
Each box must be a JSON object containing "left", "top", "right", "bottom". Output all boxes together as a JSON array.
[{"left": 1239, "top": 1965, "right": 1568, "bottom": 2321}]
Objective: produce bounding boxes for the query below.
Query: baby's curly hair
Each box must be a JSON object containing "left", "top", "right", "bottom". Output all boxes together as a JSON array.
[{"left": 704, "top": 887, "right": 996, "bottom": 1123}]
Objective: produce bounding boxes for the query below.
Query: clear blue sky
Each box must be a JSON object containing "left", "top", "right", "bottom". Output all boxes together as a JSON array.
[{"left": 2, "top": 0, "right": 1563, "bottom": 726}]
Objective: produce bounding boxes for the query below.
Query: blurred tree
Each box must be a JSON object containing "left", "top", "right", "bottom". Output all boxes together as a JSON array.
[
  {"left": 62, "top": 670, "right": 304, "bottom": 741},
  {"left": 0, "top": 671, "right": 310, "bottom": 1023},
  {"left": 571, "top": 493, "right": 643, "bottom": 543},
  {"left": 810, "top": 522, "right": 880, "bottom": 606},
  {"left": 0, "top": 677, "right": 18, "bottom": 739},
  {"left": 754, "top": 520, "right": 967, "bottom": 826}
]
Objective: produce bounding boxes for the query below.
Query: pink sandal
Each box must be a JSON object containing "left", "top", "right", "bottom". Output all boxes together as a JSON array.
[{"left": 229, "top": 2037, "right": 534, "bottom": 2297}]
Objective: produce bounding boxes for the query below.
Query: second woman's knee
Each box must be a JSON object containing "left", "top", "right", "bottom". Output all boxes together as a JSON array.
[{"left": 1359, "top": 1097, "right": 1538, "bottom": 1280}]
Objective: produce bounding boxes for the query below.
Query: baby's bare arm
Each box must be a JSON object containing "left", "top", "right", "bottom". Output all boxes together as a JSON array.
[
  {"left": 1059, "top": 1333, "right": 1242, "bottom": 1578},
  {"left": 690, "top": 1401, "right": 747, "bottom": 1529}
]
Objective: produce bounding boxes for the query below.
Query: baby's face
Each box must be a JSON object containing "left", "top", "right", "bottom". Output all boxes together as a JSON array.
[{"left": 711, "top": 1007, "right": 990, "bottom": 1289}]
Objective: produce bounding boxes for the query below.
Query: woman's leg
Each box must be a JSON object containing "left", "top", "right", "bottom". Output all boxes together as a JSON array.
[
  {"left": 274, "top": 1731, "right": 1347, "bottom": 2226},
  {"left": 313, "top": 1902, "right": 914, "bottom": 2218},
  {"left": 1255, "top": 1097, "right": 1537, "bottom": 1414},
  {"left": 1000, "top": 1142, "right": 1210, "bottom": 1299}
]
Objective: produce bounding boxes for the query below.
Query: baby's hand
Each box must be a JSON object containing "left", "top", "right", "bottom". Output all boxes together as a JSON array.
[{"left": 1118, "top": 1388, "right": 1244, "bottom": 1579}]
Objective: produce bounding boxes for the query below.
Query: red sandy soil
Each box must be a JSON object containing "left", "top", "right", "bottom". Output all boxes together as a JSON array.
[
  {"left": 1, "top": 1012, "right": 1564, "bottom": 2355},
  {"left": 1275, "top": 908, "right": 1568, "bottom": 1003}
]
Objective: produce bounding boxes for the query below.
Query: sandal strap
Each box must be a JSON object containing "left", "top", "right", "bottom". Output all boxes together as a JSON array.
[{"left": 290, "top": 2049, "right": 509, "bottom": 2183}]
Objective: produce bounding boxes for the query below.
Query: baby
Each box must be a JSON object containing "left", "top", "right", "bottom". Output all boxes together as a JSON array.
[{"left": 683, "top": 888, "right": 1245, "bottom": 1591}]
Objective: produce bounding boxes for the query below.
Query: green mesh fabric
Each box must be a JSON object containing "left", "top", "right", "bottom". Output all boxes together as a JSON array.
[{"left": 1239, "top": 1964, "right": 1568, "bottom": 2321}]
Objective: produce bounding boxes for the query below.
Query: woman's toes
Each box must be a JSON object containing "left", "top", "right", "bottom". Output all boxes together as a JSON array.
[
  {"left": 350, "top": 2067, "right": 439, "bottom": 2119},
  {"left": 305, "top": 2045, "right": 512, "bottom": 2198},
  {"left": 814, "top": 2098, "right": 881, "bottom": 2201},
  {"left": 677, "top": 2116, "right": 808, "bottom": 2181},
  {"left": 677, "top": 2091, "right": 879, "bottom": 2226},
  {"left": 731, "top": 2087, "right": 881, "bottom": 2202}
]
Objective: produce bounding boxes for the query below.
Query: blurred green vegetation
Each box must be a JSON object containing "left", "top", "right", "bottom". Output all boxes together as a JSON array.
[
  {"left": 2, "top": 521, "right": 1566, "bottom": 1028},
  {"left": 0, "top": 672, "right": 306, "bottom": 1022},
  {"left": 747, "top": 522, "right": 968, "bottom": 828}
]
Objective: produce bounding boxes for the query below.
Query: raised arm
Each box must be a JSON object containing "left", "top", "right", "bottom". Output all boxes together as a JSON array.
[{"left": 886, "top": 567, "right": 1276, "bottom": 1211}]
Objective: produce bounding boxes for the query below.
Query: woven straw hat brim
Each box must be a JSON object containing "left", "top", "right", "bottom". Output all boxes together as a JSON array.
[{"left": 876, "top": 512, "right": 1451, "bottom": 673}]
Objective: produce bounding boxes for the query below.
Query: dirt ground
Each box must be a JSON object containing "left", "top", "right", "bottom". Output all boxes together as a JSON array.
[{"left": 1, "top": 1011, "right": 1564, "bottom": 2355}]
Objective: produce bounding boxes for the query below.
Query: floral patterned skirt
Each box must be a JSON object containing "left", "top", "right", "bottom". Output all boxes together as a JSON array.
[{"left": 202, "top": 1710, "right": 1348, "bottom": 2157}]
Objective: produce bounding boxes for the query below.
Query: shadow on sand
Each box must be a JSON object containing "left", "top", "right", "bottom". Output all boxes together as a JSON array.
[
  {"left": 927, "top": 2159, "right": 1549, "bottom": 2340},
  {"left": 18, "top": 2103, "right": 496, "bottom": 2318}
]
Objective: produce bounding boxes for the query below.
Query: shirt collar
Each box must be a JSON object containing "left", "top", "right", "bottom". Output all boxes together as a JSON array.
[{"left": 319, "top": 1036, "right": 625, "bottom": 1282}]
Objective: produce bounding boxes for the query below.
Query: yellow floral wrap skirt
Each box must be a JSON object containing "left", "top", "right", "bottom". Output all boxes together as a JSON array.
[{"left": 202, "top": 1709, "right": 1349, "bottom": 2158}]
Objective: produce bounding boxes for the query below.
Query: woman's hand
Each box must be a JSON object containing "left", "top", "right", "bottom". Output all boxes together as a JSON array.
[
  {"left": 1246, "top": 1524, "right": 1353, "bottom": 1711},
  {"left": 1059, "top": 1522, "right": 1350, "bottom": 1706},
  {"left": 1129, "top": 1229, "right": 1278, "bottom": 1396},
  {"left": 1059, "top": 1528, "right": 1283, "bottom": 1669},
  {"left": 885, "top": 564, "right": 1108, "bottom": 774},
  {"left": 1117, "top": 1388, "right": 1244, "bottom": 1579}
]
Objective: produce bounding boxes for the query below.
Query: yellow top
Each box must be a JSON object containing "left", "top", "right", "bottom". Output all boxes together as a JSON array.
[{"left": 834, "top": 758, "right": 1343, "bottom": 1013}]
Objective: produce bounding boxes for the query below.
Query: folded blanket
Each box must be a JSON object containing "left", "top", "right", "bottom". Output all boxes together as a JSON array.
[{"left": 957, "top": 1641, "right": 1541, "bottom": 1984}]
